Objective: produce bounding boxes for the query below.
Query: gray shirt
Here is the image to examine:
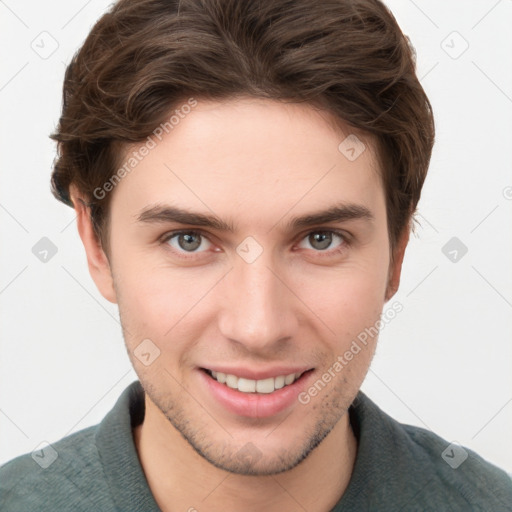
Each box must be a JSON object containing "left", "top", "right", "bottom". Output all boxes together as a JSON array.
[{"left": 1, "top": 380, "right": 511, "bottom": 511}]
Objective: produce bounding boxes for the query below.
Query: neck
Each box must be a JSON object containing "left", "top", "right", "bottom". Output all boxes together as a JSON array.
[{"left": 133, "top": 394, "right": 357, "bottom": 512}]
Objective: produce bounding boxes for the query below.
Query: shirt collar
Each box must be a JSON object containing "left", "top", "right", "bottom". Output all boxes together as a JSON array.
[
  {"left": 95, "top": 380, "right": 161, "bottom": 511},
  {"left": 94, "top": 380, "right": 426, "bottom": 511}
]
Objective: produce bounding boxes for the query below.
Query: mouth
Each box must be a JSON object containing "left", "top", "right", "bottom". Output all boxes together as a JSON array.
[
  {"left": 199, "top": 366, "right": 315, "bottom": 418},
  {"left": 201, "top": 368, "right": 314, "bottom": 394}
]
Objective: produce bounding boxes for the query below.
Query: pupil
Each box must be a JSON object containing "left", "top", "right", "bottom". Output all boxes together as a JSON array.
[
  {"left": 179, "top": 233, "right": 201, "bottom": 251},
  {"left": 311, "top": 232, "right": 332, "bottom": 250}
]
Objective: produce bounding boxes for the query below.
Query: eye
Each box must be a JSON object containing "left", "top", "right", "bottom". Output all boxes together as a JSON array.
[
  {"left": 163, "top": 230, "right": 212, "bottom": 253},
  {"left": 297, "top": 230, "right": 347, "bottom": 253},
  {"left": 160, "top": 229, "right": 349, "bottom": 258}
]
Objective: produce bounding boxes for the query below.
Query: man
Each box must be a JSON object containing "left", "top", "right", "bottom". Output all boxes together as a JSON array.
[{"left": 1, "top": 0, "right": 511, "bottom": 510}]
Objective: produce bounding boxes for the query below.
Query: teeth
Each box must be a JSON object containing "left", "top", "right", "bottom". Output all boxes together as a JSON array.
[
  {"left": 274, "top": 375, "right": 285, "bottom": 389},
  {"left": 238, "top": 378, "right": 256, "bottom": 393},
  {"left": 226, "top": 374, "right": 238, "bottom": 389},
  {"left": 256, "top": 377, "right": 275, "bottom": 393},
  {"left": 209, "top": 370, "right": 303, "bottom": 394},
  {"left": 284, "top": 373, "right": 296, "bottom": 385}
]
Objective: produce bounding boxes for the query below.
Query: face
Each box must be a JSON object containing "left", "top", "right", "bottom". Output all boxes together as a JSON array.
[{"left": 87, "top": 98, "right": 403, "bottom": 476}]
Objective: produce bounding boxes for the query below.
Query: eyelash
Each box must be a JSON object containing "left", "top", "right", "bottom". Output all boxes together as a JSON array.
[{"left": 159, "top": 229, "right": 351, "bottom": 259}]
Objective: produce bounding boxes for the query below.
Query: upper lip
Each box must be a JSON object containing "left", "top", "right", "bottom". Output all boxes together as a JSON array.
[{"left": 202, "top": 366, "right": 313, "bottom": 380}]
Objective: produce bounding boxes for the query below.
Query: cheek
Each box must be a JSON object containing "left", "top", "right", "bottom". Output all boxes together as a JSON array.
[
  {"left": 116, "top": 270, "right": 204, "bottom": 379},
  {"left": 115, "top": 259, "right": 218, "bottom": 342},
  {"left": 300, "top": 259, "right": 389, "bottom": 344}
]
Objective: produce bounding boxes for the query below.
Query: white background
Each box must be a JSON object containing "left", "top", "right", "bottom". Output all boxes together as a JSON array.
[{"left": 1, "top": 0, "right": 511, "bottom": 474}]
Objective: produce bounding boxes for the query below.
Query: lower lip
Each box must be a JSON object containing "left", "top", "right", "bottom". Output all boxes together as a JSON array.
[{"left": 199, "top": 369, "right": 313, "bottom": 419}]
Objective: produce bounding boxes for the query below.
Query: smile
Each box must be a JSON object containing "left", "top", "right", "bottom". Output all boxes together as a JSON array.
[
  {"left": 199, "top": 367, "right": 315, "bottom": 417},
  {"left": 205, "top": 369, "right": 305, "bottom": 394}
]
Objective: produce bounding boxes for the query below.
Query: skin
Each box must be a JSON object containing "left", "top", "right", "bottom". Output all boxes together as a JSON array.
[{"left": 70, "top": 97, "right": 409, "bottom": 512}]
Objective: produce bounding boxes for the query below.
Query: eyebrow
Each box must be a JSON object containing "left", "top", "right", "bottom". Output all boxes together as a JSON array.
[{"left": 136, "top": 202, "right": 374, "bottom": 232}]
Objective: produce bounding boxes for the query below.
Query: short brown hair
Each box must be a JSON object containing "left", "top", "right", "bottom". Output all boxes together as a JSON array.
[{"left": 50, "top": 0, "right": 435, "bottom": 258}]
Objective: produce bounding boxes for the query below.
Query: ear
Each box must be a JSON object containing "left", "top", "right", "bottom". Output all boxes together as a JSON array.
[
  {"left": 69, "top": 185, "right": 117, "bottom": 304},
  {"left": 384, "top": 224, "right": 410, "bottom": 302}
]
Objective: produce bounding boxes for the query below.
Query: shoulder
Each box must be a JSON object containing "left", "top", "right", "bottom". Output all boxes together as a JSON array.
[
  {"left": 349, "top": 392, "right": 512, "bottom": 510},
  {"left": 0, "top": 425, "right": 114, "bottom": 511},
  {"left": 402, "top": 421, "right": 512, "bottom": 507}
]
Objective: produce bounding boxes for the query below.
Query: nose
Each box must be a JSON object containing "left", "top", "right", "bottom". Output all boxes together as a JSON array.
[{"left": 217, "top": 250, "right": 299, "bottom": 353}]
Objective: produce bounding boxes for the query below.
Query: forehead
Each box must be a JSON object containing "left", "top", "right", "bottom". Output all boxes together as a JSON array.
[{"left": 110, "top": 97, "right": 385, "bottom": 228}]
